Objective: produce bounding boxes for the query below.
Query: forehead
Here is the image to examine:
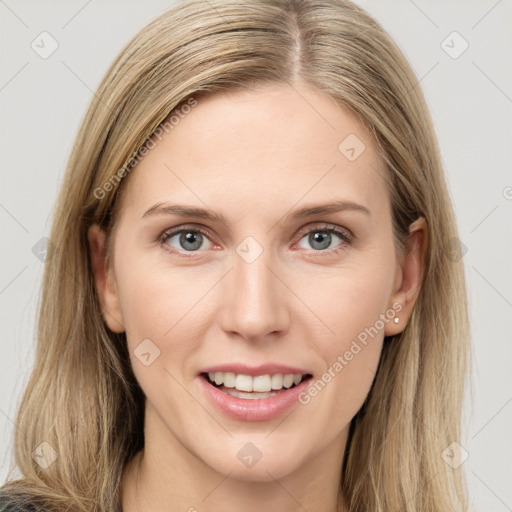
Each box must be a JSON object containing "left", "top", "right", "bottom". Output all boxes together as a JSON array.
[{"left": 118, "top": 83, "right": 388, "bottom": 219}]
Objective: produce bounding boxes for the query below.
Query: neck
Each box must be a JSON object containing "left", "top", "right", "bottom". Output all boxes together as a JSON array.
[{"left": 121, "top": 404, "right": 349, "bottom": 512}]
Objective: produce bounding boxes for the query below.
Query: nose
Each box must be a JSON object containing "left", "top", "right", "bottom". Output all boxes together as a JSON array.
[{"left": 218, "top": 248, "right": 290, "bottom": 342}]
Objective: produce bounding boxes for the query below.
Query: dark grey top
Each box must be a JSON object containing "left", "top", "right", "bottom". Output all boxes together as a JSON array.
[{"left": 1, "top": 504, "right": 39, "bottom": 512}]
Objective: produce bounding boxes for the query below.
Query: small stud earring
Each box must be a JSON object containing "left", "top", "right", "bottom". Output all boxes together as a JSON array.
[{"left": 393, "top": 317, "right": 400, "bottom": 324}]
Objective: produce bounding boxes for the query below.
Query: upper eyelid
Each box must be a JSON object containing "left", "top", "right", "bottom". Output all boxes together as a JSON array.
[
  {"left": 160, "top": 224, "right": 214, "bottom": 242},
  {"left": 295, "top": 223, "right": 352, "bottom": 239}
]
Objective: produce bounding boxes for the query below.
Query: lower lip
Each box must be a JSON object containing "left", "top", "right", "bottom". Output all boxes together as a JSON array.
[{"left": 198, "top": 375, "right": 312, "bottom": 422}]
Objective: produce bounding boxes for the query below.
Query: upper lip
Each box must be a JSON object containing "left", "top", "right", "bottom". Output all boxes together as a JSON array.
[{"left": 199, "top": 363, "right": 313, "bottom": 377}]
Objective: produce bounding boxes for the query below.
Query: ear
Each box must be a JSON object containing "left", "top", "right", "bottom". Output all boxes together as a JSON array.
[
  {"left": 88, "top": 224, "right": 125, "bottom": 333},
  {"left": 384, "top": 217, "right": 428, "bottom": 336}
]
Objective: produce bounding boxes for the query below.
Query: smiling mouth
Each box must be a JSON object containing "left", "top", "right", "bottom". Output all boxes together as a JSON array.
[{"left": 200, "top": 372, "right": 313, "bottom": 400}]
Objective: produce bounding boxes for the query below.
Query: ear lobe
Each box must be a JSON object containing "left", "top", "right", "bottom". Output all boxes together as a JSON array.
[
  {"left": 385, "top": 217, "right": 428, "bottom": 336},
  {"left": 88, "top": 224, "right": 125, "bottom": 333}
]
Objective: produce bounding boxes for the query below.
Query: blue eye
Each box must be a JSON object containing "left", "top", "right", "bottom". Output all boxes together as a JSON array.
[
  {"left": 296, "top": 226, "right": 351, "bottom": 254},
  {"left": 159, "top": 223, "right": 352, "bottom": 257},
  {"left": 161, "top": 228, "right": 213, "bottom": 252}
]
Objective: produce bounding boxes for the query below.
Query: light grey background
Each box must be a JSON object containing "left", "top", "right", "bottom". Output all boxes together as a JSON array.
[{"left": 1, "top": 1, "right": 511, "bottom": 511}]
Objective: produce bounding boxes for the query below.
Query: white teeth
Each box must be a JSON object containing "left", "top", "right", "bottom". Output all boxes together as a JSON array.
[
  {"left": 205, "top": 372, "right": 305, "bottom": 392},
  {"left": 253, "top": 375, "right": 272, "bottom": 392},
  {"left": 224, "top": 389, "right": 280, "bottom": 399},
  {"left": 283, "top": 374, "right": 294, "bottom": 388},
  {"left": 223, "top": 372, "right": 236, "bottom": 388},
  {"left": 235, "top": 374, "right": 253, "bottom": 392},
  {"left": 271, "top": 374, "right": 283, "bottom": 390}
]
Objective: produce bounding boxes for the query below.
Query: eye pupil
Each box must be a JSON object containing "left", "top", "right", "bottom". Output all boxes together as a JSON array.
[
  {"left": 309, "top": 231, "right": 331, "bottom": 250},
  {"left": 180, "top": 231, "right": 203, "bottom": 251}
]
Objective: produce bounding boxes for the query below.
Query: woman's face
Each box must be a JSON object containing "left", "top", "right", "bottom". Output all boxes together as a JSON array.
[{"left": 91, "top": 83, "right": 423, "bottom": 481}]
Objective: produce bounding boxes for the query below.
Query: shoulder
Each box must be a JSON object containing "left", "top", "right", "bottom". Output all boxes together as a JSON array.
[
  {"left": 0, "top": 501, "right": 40, "bottom": 512},
  {"left": 1, "top": 505, "right": 39, "bottom": 512},
  {"left": 0, "top": 489, "right": 38, "bottom": 512},
  {"left": 1, "top": 507, "right": 36, "bottom": 512}
]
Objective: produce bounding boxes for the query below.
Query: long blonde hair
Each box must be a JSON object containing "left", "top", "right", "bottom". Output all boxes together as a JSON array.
[{"left": 0, "top": 1, "right": 470, "bottom": 510}]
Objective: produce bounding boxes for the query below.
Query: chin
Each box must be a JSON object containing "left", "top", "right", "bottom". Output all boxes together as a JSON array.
[{"left": 196, "top": 434, "right": 310, "bottom": 482}]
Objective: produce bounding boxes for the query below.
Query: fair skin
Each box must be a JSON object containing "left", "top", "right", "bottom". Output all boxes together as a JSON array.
[{"left": 88, "top": 82, "right": 426, "bottom": 512}]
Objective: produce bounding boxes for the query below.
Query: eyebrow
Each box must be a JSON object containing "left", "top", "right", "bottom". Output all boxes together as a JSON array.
[{"left": 141, "top": 200, "right": 370, "bottom": 225}]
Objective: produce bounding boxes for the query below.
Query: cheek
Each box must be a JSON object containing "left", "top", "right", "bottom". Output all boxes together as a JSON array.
[
  {"left": 115, "top": 249, "right": 197, "bottom": 330},
  {"left": 291, "top": 254, "right": 395, "bottom": 420},
  {"left": 114, "top": 253, "right": 218, "bottom": 369},
  {"left": 114, "top": 258, "right": 206, "bottom": 408},
  {"left": 292, "top": 253, "right": 396, "bottom": 353}
]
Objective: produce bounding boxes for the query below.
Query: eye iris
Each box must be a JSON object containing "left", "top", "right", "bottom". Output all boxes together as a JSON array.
[
  {"left": 171, "top": 229, "right": 340, "bottom": 252},
  {"left": 309, "top": 231, "right": 331, "bottom": 250},
  {"left": 180, "top": 231, "right": 203, "bottom": 251}
]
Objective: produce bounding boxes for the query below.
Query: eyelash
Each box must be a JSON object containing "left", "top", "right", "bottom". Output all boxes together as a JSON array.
[{"left": 158, "top": 223, "right": 353, "bottom": 258}]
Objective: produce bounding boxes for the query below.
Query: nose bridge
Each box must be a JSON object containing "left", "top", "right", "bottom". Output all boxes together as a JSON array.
[{"left": 220, "top": 243, "right": 288, "bottom": 340}]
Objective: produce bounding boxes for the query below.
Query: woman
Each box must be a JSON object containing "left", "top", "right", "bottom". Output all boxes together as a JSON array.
[{"left": 0, "top": 0, "right": 470, "bottom": 511}]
